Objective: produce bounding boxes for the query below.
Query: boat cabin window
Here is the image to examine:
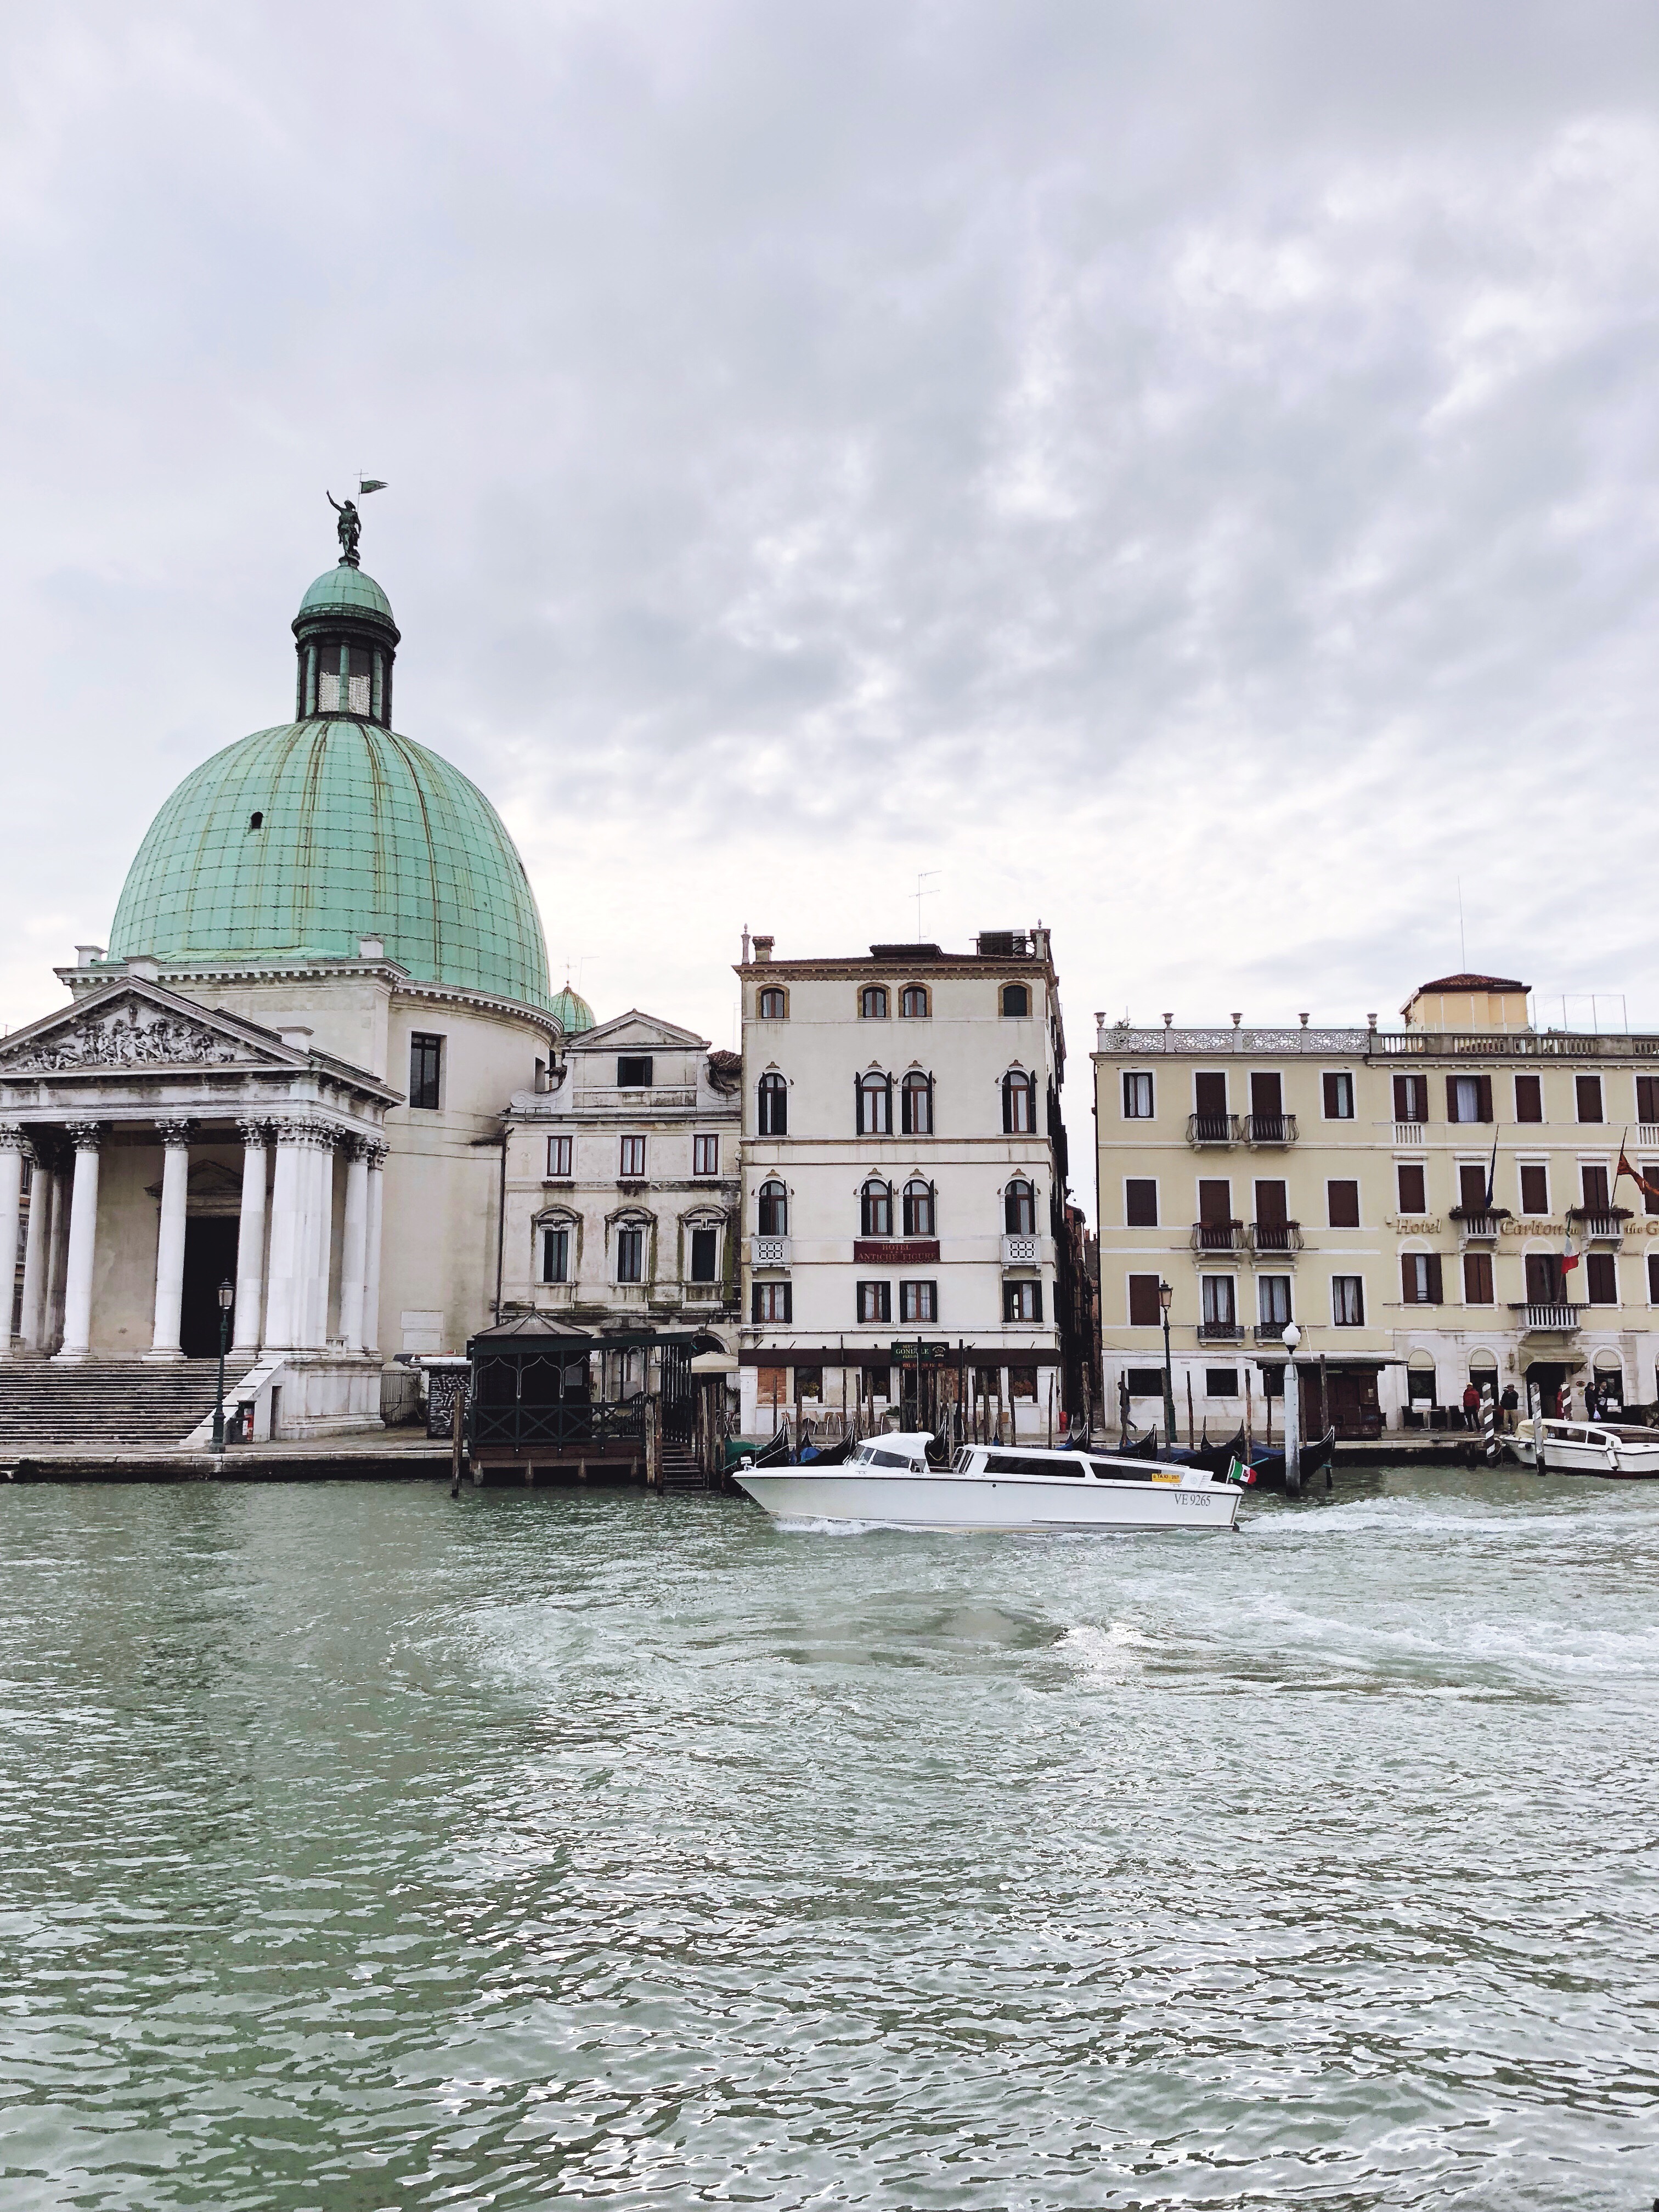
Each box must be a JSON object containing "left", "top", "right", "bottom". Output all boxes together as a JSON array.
[
  {"left": 982, "top": 1451, "right": 1084, "bottom": 1477},
  {"left": 868, "top": 1446, "right": 920, "bottom": 1471}
]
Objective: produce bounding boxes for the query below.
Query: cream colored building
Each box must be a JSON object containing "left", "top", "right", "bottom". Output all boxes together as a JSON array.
[{"left": 1093, "top": 974, "right": 1659, "bottom": 1437}]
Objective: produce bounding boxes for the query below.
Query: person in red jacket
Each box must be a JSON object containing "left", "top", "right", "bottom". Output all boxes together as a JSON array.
[{"left": 1462, "top": 1380, "right": 1481, "bottom": 1431}]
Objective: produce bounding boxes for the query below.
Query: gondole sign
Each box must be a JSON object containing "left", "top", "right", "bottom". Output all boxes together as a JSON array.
[{"left": 890, "top": 1340, "right": 950, "bottom": 1362}]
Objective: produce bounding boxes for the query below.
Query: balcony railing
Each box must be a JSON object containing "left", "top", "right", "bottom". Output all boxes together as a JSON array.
[
  {"left": 1197, "top": 1319, "right": 1245, "bottom": 1344},
  {"left": 751, "top": 1235, "right": 791, "bottom": 1268},
  {"left": 1252, "top": 1322, "right": 1296, "bottom": 1345},
  {"left": 1393, "top": 1119, "right": 1427, "bottom": 1144},
  {"left": 1639, "top": 1125, "right": 1659, "bottom": 1148},
  {"left": 1511, "top": 1302, "right": 1583, "bottom": 1333},
  {"left": 1244, "top": 1113, "right": 1298, "bottom": 1146},
  {"left": 1247, "top": 1220, "right": 1303, "bottom": 1255},
  {"left": 1190, "top": 1220, "right": 1244, "bottom": 1252},
  {"left": 1186, "top": 1113, "right": 1243, "bottom": 1147},
  {"left": 1000, "top": 1234, "right": 1044, "bottom": 1269},
  {"left": 1451, "top": 1209, "right": 1508, "bottom": 1244},
  {"left": 1568, "top": 1210, "right": 1628, "bottom": 1244}
]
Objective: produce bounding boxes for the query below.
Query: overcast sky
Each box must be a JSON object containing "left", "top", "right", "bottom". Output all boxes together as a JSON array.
[{"left": 3, "top": 1, "right": 1656, "bottom": 1077}]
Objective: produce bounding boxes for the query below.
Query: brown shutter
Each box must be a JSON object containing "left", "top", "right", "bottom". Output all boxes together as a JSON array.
[
  {"left": 1515, "top": 1074, "right": 1542, "bottom": 1123},
  {"left": 1401, "top": 1254, "right": 1417, "bottom": 1304},
  {"left": 1194, "top": 1072, "right": 1227, "bottom": 1116},
  {"left": 1392, "top": 1074, "right": 1408, "bottom": 1118},
  {"left": 1446, "top": 1075, "right": 1460, "bottom": 1122},
  {"left": 1425, "top": 1252, "right": 1443, "bottom": 1303},
  {"left": 1639, "top": 1075, "right": 1659, "bottom": 1123},
  {"left": 1397, "top": 1163, "right": 1426, "bottom": 1213},
  {"left": 1128, "top": 1274, "right": 1160, "bottom": 1326},
  {"left": 1255, "top": 1180, "right": 1288, "bottom": 1226},
  {"left": 1198, "top": 1179, "right": 1231, "bottom": 1225},
  {"left": 1477, "top": 1075, "right": 1493, "bottom": 1123}
]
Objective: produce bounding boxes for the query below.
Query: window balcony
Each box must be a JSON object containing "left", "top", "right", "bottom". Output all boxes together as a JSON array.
[
  {"left": 1196, "top": 1319, "right": 1245, "bottom": 1345},
  {"left": 1246, "top": 1220, "right": 1303, "bottom": 1255},
  {"left": 1393, "top": 1120, "right": 1427, "bottom": 1146},
  {"left": 1244, "top": 1113, "right": 1298, "bottom": 1147},
  {"left": 1186, "top": 1112, "right": 1243, "bottom": 1147},
  {"left": 1567, "top": 1209, "right": 1629, "bottom": 1245},
  {"left": 751, "top": 1235, "right": 791, "bottom": 1269},
  {"left": 1252, "top": 1322, "right": 1297, "bottom": 1345},
  {"left": 1000, "top": 1234, "right": 1045, "bottom": 1271},
  {"left": 1638, "top": 1124, "right": 1659, "bottom": 1148},
  {"left": 1451, "top": 1209, "right": 1509, "bottom": 1246},
  {"left": 1510, "top": 1302, "right": 1583, "bottom": 1335},
  {"left": 1190, "top": 1220, "right": 1243, "bottom": 1253}
]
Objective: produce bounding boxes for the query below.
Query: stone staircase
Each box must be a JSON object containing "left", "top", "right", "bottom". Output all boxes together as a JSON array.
[
  {"left": 659, "top": 1440, "right": 710, "bottom": 1493},
  {"left": 0, "top": 1357, "right": 254, "bottom": 1451}
]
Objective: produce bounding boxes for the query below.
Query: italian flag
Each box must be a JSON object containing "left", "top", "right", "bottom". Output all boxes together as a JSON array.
[{"left": 1561, "top": 1233, "right": 1579, "bottom": 1277}]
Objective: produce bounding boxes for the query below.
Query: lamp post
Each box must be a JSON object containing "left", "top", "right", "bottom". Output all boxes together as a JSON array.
[
  {"left": 212, "top": 1278, "right": 234, "bottom": 1450},
  {"left": 1280, "top": 1322, "right": 1302, "bottom": 1494},
  {"left": 1158, "top": 1279, "right": 1176, "bottom": 1455}
]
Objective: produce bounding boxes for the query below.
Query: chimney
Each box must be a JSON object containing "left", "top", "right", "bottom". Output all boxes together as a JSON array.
[
  {"left": 359, "top": 934, "right": 386, "bottom": 961},
  {"left": 753, "top": 935, "right": 775, "bottom": 963},
  {"left": 1030, "top": 924, "right": 1051, "bottom": 962},
  {"left": 75, "top": 944, "right": 106, "bottom": 968},
  {"left": 279, "top": 1024, "right": 314, "bottom": 1052},
  {"left": 127, "top": 955, "right": 160, "bottom": 981}
]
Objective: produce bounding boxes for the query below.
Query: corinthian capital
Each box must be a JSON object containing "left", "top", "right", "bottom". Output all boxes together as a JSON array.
[
  {"left": 65, "top": 1121, "right": 105, "bottom": 1152},
  {"left": 155, "top": 1118, "right": 195, "bottom": 1149}
]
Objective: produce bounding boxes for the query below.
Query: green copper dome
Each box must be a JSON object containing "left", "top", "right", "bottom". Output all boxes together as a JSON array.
[
  {"left": 550, "top": 982, "right": 596, "bottom": 1034},
  {"left": 109, "top": 720, "right": 552, "bottom": 1010},
  {"left": 297, "top": 563, "right": 397, "bottom": 628}
]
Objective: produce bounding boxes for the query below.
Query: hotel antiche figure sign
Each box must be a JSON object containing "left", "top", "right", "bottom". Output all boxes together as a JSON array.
[{"left": 854, "top": 1239, "right": 940, "bottom": 1263}]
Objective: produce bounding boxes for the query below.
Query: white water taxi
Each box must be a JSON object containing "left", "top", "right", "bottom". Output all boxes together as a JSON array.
[
  {"left": 1506, "top": 1418, "right": 1659, "bottom": 1479},
  {"left": 735, "top": 1434, "right": 1242, "bottom": 1532}
]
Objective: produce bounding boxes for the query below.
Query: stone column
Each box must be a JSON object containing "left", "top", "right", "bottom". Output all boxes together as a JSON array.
[
  {"left": 303, "top": 1132, "right": 337, "bottom": 1348},
  {"left": 262, "top": 1119, "right": 307, "bottom": 1352},
  {"left": 0, "top": 1126, "right": 26, "bottom": 1355},
  {"left": 19, "top": 1144, "right": 52, "bottom": 1351},
  {"left": 361, "top": 1141, "right": 387, "bottom": 1356},
  {"left": 43, "top": 1163, "right": 70, "bottom": 1351},
  {"left": 233, "top": 1121, "right": 270, "bottom": 1354},
  {"left": 53, "top": 1122, "right": 104, "bottom": 1364},
  {"left": 337, "top": 1137, "right": 370, "bottom": 1352},
  {"left": 145, "top": 1119, "right": 194, "bottom": 1360}
]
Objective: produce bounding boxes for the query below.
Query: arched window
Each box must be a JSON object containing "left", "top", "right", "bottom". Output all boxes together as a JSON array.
[
  {"left": 856, "top": 1071, "right": 892, "bottom": 1135},
  {"left": 758, "top": 1179, "right": 788, "bottom": 1235},
  {"left": 861, "top": 1178, "right": 893, "bottom": 1237},
  {"left": 758, "top": 1071, "right": 787, "bottom": 1135},
  {"left": 900, "top": 1070, "right": 933, "bottom": 1136},
  {"left": 1002, "top": 983, "right": 1030, "bottom": 1018},
  {"left": 1002, "top": 1069, "right": 1035, "bottom": 1133},
  {"left": 860, "top": 985, "right": 889, "bottom": 1019},
  {"left": 903, "top": 1179, "right": 935, "bottom": 1237},
  {"left": 1005, "top": 1178, "right": 1035, "bottom": 1234},
  {"left": 758, "top": 986, "right": 787, "bottom": 1020},
  {"left": 900, "top": 985, "right": 929, "bottom": 1019}
]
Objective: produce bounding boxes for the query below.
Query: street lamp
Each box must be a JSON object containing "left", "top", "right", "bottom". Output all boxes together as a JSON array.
[
  {"left": 1158, "top": 1279, "right": 1176, "bottom": 1453},
  {"left": 1280, "top": 1322, "right": 1302, "bottom": 1494},
  {"left": 212, "top": 1279, "right": 234, "bottom": 1450}
]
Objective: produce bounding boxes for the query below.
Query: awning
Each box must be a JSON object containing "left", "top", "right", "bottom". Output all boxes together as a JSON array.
[{"left": 689, "top": 1351, "right": 739, "bottom": 1375}]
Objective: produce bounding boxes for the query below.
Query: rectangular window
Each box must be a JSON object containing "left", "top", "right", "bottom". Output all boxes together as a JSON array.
[
  {"left": 409, "top": 1032, "right": 443, "bottom": 1110},
  {"left": 692, "top": 1134, "right": 719, "bottom": 1176},
  {"left": 1649, "top": 1252, "right": 1659, "bottom": 1302},
  {"left": 753, "top": 1281, "right": 793, "bottom": 1323},
  {"left": 758, "top": 1364, "right": 788, "bottom": 1407},
  {"left": 1525, "top": 1252, "right": 1564, "bottom": 1304},
  {"left": 1008, "top": 1368, "right": 1037, "bottom": 1402},
  {"left": 1322, "top": 1071, "right": 1355, "bottom": 1120},
  {"left": 1124, "top": 1367, "right": 1165, "bottom": 1396},
  {"left": 1127, "top": 1274, "right": 1161, "bottom": 1326},
  {"left": 1257, "top": 1275, "right": 1291, "bottom": 1326},
  {"left": 1254, "top": 1180, "right": 1288, "bottom": 1227},
  {"left": 1407, "top": 1367, "right": 1437, "bottom": 1403},
  {"left": 1250, "top": 1072, "right": 1283, "bottom": 1118},
  {"left": 1463, "top": 1251, "right": 1494, "bottom": 1304},
  {"left": 619, "top": 1135, "right": 646, "bottom": 1178},
  {"left": 1332, "top": 1275, "right": 1365, "bottom": 1326},
  {"left": 1392, "top": 1073, "right": 1427, "bottom": 1122},
  {"left": 1396, "top": 1163, "right": 1426, "bottom": 1214},
  {"left": 617, "top": 1056, "right": 653, "bottom": 1088},
  {"left": 1581, "top": 1163, "right": 1610, "bottom": 1211},
  {"left": 1639, "top": 1076, "right": 1659, "bottom": 1125},
  {"left": 546, "top": 1134, "right": 572, "bottom": 1178},
  {"left": 1585, "top": 1251, "right": 1618, "bottom": 1305},
  {"left": 1200, "top": 1276, "right": 1235, "bottom": 1325},
  {"left": 1447, "top": 1074, "right": 1493, "bottom": 1124},
  {"left": 1198, "top": 1178, "right": 1232, "bottom": 1226},
  {"left": 690, "top": 1227, "right": 718, "bottom": 1282},
  {"left": 1125, "top": 1178, "right": 1158, "bottom": 1227},
  {"left": 616, "top": 1227, "right": 644, "bottom": 1283},
  {"left": 899, "top": 1280, "right": 937, "bottom": 1322},
  {"left": 1194, "top": 1071, "right": 1228, "bottom": 1116},
  {"left": 856, "top": 1280, "right": 891, "bottom": 1324},
  {"left": 1122, "top": 1071, "right": 1154, "bottom": 1118},
  {"left": 1328, "top": 1180, "right": 1360, "bottom": 1228},
  {"left": 1205, "top": 1368, "right": 1239, "bottom": 1396},
  {"left": 1003, "top": 1280, "right": 1042, "bottom": 1322},
  {"left": 1458, "top": 1164, "right": 1488, "bottom": 1212},
  {"left": 541, "top": 1227, "right": 570, "bottom": 1283},
  {"left": 1401, "top": 1253, "right": 1443, "bottom": 1305},
  {"left": 857, "top": 1078, "right": 892, "bottom": 1136},
  {"left": 1515, "top": 1074, "right": 1543, "bottom": 1124},
  {"left": 1576, "top": 1074, "right": 1604, "bottom": 1124},
  {"left": 1520, "top": 1163, "right": 1549, "bottom": 1215}
]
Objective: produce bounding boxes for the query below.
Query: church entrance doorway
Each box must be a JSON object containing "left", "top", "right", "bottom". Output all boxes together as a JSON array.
[{"left": 181, "top": 1217, "right": 239, "bottom": 1357}]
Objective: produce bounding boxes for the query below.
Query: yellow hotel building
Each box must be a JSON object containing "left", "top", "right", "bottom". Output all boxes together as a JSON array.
[{"left": 1092, "top": 975, "right": 1659, "bottom": 1439}]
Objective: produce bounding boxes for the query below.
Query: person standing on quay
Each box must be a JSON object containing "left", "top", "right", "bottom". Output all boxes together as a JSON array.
[{"left": 1500, "top": 1383, "right": 1519, "bottom": 1434}]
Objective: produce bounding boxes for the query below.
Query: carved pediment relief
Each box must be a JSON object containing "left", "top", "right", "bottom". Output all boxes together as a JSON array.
[{"left": 0, "top": 994, "right": 262, "bottom": 1076}]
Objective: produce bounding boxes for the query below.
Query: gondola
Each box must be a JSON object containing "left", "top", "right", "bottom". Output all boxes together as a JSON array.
[
  {"left": 749, "top": 1427, "right": 793, "bottom": 1468},
  {"left": 1188, "top": 1428, "right": 1245, "bottom": 1477},
  {"left": 1118, "top": 1426, "right": 1162, "bottom": 1460},
  {"left": 1232, "top": 1426, "right": 1336, "bottom": 1491},
  {"left": 798, "top": 1435, "right": 853, "bottom": 1466}
]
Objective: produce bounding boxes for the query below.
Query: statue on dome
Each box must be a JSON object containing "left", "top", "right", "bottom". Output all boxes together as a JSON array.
[{"left": 327, "top": 492, "right": 362, "bottom": 567}]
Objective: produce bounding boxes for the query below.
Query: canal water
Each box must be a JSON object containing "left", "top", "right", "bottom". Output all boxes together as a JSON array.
[{"left": 0, "top": 1469, "right": 1654, "bottom": 2210}]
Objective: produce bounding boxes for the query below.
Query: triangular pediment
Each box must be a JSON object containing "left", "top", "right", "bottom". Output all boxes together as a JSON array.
[
  {"left": 144, "top": 1159, "right": 245, "bottom": 1201},
  {"left": 570, "top": 1008, "right": 710, "bottom": 1053},
  {"left": 0, "top": 980, "right": 304, "bottom": 1079}
]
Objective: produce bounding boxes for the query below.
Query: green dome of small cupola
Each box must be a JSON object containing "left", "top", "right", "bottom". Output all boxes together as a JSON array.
[
  {"left": 550, "top": 982, "right": 596, "bottom": 1034},
  {"left": 107, "top": 537, "right": 552, "bottom": 1012}
]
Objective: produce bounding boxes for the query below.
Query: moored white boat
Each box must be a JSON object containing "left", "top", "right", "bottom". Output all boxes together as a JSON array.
[
  {"left": 735, "top": 1432, "right": 1242, "bottom": 1531},
  {"left": 1506, "top": 1418, "right": 1659, "bottom": 1479}
]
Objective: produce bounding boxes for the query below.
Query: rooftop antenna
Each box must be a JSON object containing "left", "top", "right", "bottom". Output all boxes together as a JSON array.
[{"left": 914, "top": 871, "right": 940, "bottom": 941}]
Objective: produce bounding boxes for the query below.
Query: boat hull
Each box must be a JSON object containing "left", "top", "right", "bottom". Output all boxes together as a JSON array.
[
  {"left": 735, "top": 1468, "right": 1240, "bottom": 1531},
  {"left": 1505, "top": 1419, "right": 1659, "bottom": 1478}
]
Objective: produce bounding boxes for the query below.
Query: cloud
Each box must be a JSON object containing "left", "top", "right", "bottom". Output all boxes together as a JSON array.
[{"left": 1, "top": 0, "right": 1656, "bottom": 1090}]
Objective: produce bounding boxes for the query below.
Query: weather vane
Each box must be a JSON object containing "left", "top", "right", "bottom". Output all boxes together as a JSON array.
[{"left": 326, "top": 476, "right": 388, "bottom": 567}]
